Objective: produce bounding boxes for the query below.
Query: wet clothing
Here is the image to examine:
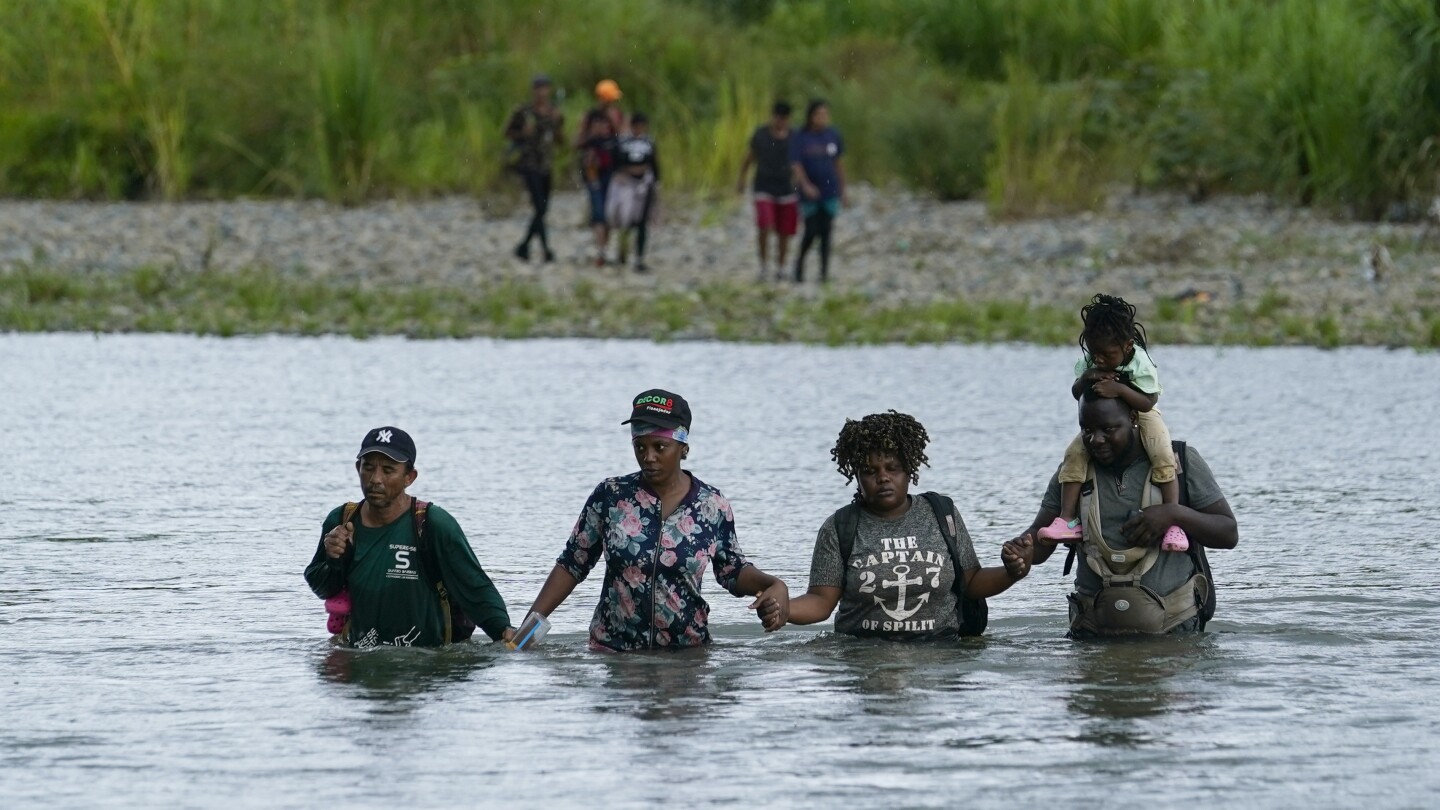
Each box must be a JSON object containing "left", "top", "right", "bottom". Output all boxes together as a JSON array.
[
  {"left": 1040, "top": 446, "right": 1225, "bottom": 613},
  {"left": 304, "top": 502, "right": 510, "bottom": 648},
  {"left": 809, "top": 496, "right": 980, "bottom": 641},
  {"left": 749, "top": 125, "right": 796, "bottom": 197},
  {"left": 505, "top": 103, "right": 564, "bottom": 174},
  {"left": 556, "top": 472, "right": 753, "bottom": 651},
  {"left": 789, "top": 126, "right": 845, "bottom": 200},
  {"left": 1066, "top": 463, "right": 1208, "bottom": 636}
]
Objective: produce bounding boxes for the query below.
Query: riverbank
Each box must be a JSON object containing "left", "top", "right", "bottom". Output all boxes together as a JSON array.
[{"left": 3, "top": 189, "right": 1438, "bottom": 347}]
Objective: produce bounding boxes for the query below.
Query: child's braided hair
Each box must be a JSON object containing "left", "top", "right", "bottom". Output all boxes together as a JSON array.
[
  {"left": 1079, "top": 293, "right": 1149, "bottom": 354},
  {"left": 831, "top": 410, "right": 930, "bottom": 485}
]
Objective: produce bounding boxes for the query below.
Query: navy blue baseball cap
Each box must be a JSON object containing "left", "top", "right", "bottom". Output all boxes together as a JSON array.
[{"left": 357, "top": 426, "right": 416, "bottom": 464}]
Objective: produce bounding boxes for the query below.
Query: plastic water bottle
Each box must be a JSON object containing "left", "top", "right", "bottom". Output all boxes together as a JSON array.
[{"left": 506, "top": 611, "right": 552, "bottom": 651}]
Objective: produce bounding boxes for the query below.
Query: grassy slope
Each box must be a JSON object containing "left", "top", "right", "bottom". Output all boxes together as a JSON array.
[
  {"left": 2, "top": 0, "right": 1440, "bottom": 216},
  {"left": 6, "top": 265, "right": 1437, "bottom": 348}
]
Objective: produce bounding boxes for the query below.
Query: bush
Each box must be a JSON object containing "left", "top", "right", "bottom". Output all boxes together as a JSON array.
[{"left": 0, "top": 0, "right": 1437, "bottom": 216}]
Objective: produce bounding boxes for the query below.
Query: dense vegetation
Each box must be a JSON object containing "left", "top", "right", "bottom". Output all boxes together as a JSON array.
[{"left": 4, "top": 0, "right": 1440, "bottom": 217}]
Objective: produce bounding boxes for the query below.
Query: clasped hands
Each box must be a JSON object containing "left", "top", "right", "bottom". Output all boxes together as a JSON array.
[{"left": 750, "top": 581, "right": 790, "bottom": 632}]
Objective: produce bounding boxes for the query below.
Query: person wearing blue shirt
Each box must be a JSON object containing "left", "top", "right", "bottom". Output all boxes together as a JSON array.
[{"left": 788, "top": 99, "right": 847, "bottom": 283}]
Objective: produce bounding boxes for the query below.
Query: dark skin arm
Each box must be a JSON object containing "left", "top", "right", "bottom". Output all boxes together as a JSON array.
[
  {"left": 1071, "top": 367, "right": 1115, "bottom": 399},
  {"left": 786, "top": 537, "right": 1033, "bottom": 624},
  {"left": 736, "top": 565, "right": 789, "bottom": 630},
  {"left": 527, "top": 561, "right": 790, "bottom": 632},
  {"left": 1070, "top": 369, "right": 1159, "bottom": 414},
  {"left": 1122, "top": 497, "right": 1238, "bottom": 550},
  {"left": 527, "top": 564, "right": 580, "bottom": 619},
  {"left": 788, "top": 586, "right": 841, "bottom": 625},
  {"left": 792, "top": 160, "right": 819, "bottom": 200},
  {"left": 962, "top": 536, "right": 1034, "bottom": 598},
  {"left": 1092, "top": 378, "right": 1158, "bottom": 413},
  {"left": 1018, "top": 496, "right": 1238, "bottom": 563},
  {"left": 737, "top": 149, "right": 755, "bottom": 193}
]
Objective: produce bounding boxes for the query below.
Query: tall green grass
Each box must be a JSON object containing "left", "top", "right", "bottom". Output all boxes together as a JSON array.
[
  {"left": 1, "top": 0, "right": 1438, "bottom": 216},
  {"left": 986, "top": 62, "right": 1101, "bottom": 217}
]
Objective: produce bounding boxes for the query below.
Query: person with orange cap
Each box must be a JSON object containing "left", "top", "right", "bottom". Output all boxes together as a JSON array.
[
  {"left": 576, "top": 79, "right": 627, "bottom": 148},
  {"left": 593, "top": 79, "right": 626, "bottom": 137},
  {"left": 574, "top": 79, "right": 628, "bottom": 266}
]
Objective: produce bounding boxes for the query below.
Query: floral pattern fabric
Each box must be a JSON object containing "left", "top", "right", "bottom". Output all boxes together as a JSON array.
[{"left": 557, "top": 472, "right": 751, "bottom": 651}]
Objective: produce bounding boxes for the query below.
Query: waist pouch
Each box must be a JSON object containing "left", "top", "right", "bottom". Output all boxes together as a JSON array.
[{"left": 1068, "top": 573, "right": 1207, "bottom": 636}]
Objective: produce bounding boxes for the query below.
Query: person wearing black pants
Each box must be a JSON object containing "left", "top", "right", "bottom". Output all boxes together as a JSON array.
[
  {"left": 789, "top": 99, "right": 847, "bottom": 283},
  {"left": 796, "top": 203, "right": 836, "bottom": 282},
  {"left": 505, "top": 74, "right": 565, "bottom": 262},
  {"left": 518, "top": 169, "right": 553, "bottom": 260}
]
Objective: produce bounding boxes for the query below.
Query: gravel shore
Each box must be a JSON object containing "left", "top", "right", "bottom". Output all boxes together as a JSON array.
[{"left": 4, "top": 187, "right": 1438, "bottom": 338}]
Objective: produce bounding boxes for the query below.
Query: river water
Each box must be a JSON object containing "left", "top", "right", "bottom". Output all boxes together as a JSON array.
[{"left": 2, "top": 334, "right": 1437, "bottom": 808}]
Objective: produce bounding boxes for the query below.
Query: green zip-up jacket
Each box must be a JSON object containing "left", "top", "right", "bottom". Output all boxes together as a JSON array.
[{"left": 304, "top": 501, "right": 510, "bottom": 647}]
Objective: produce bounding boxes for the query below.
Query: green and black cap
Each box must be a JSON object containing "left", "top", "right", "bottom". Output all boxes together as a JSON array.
[{"left": 620, "top": 389, "right": 691, "bottom": 430}]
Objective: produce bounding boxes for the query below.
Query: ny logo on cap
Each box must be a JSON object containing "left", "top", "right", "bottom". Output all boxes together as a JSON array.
[{"left": 376, "top": 429, "right": 393, "bottom": 443}]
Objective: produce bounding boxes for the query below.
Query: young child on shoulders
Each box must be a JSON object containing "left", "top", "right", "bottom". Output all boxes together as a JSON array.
[{"left": 1039, "top": 294, "right": 1188, "bottom": 552}]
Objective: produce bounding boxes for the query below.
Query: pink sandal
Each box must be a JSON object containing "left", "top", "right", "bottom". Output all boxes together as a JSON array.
[
  {"left": 324, "top": 591, "right": 351, "bottom": 635},
  {"left": 1161, "top": 526, "right": 1190, "bottom": 552},
  {"left": 1038, "top": 517, "right": 1083, "bottom": 543}
]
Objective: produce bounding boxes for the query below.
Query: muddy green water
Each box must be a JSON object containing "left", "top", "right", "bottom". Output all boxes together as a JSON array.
[{"left": 2, "top": 335, "right": 1437, "bottom": 808}]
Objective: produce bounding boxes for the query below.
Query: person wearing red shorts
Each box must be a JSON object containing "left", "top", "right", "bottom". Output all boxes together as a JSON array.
[{"left": 737, "top": 101, "right": 798, "bottom": 280}]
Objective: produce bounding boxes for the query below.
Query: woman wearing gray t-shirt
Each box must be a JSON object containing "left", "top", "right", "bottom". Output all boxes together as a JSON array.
[{"left": 784, "top": 411, "right": 1033, "bottom": 640}]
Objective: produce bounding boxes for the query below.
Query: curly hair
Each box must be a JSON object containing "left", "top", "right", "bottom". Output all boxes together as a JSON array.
[
  {"left": 1079, "top": 293, "right": 1149, "bottom": 354},
  {"left": 831, "top": 410, "right": 931, "bottom": 485}
]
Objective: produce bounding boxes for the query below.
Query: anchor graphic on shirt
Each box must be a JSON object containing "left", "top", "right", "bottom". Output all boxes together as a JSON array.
[{"left": 875, "top": 564, "right": 929, "bottom": 621}]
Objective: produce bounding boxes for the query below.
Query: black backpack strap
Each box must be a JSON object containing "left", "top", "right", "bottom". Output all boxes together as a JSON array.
[
  {"left": 833, "top": 503, "right": 861, "bottom": 564},
  {"left": 1061, "top": 480, "right": 1093, "bottom": 576},
  {"left": 1173, "top": 440, "right": 1217, "bottom": 627},
  {"left": 920, "top": 491, "right": 959, "bottom": 554},
  {"left": 1173, "top": 441, "right": 1189, "bottom": 509},
  {"left": 920, "top": 492, "right": 988, "bottom": 637}
]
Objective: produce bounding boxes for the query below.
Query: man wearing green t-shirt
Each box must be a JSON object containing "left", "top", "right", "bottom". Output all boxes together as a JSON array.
[{"left": 305, "top": 427, "right": 514, "bottom": 648}]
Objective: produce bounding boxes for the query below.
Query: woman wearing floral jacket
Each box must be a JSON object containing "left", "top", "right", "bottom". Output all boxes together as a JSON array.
[{"left": 524, "top": 389, "right": 790, "bottom": 651}]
